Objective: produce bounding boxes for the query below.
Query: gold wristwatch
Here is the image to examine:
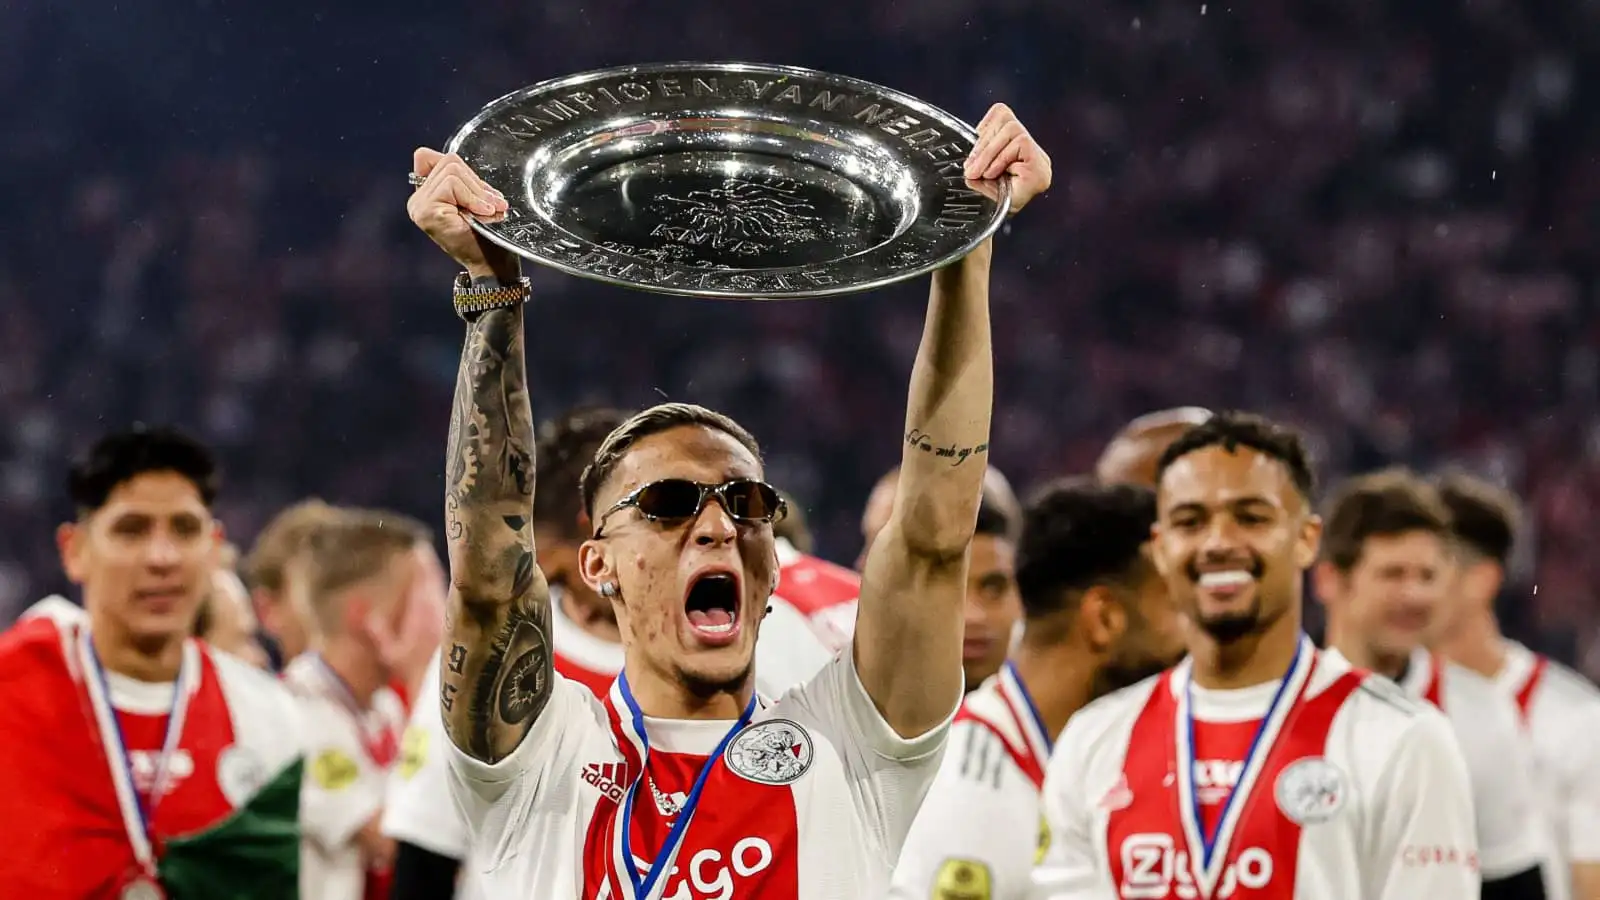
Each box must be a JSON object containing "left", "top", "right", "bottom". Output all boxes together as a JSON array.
[{"left": 452, "top": 272, "right": 531, "bottom": 320}]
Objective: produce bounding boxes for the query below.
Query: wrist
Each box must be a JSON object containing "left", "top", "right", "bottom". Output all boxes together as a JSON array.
[{"left": 464, "top": 250, "right": 522, "bottom": 284}]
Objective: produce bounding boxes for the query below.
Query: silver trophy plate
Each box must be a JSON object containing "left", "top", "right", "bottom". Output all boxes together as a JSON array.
[{"left": 444, "top": 62, "right": 1010, "bottom": 299}]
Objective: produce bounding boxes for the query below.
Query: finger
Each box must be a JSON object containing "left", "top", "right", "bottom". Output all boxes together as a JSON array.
[
  {"left": 413, "top": 147, "right": 446, "bottom": 179},
  {"left": 968, "top": 112, "right": 1003, "bottom": 165},
  {"left": 983, "top": 131, "right": 1029, "bottom": 181},
  {"left": 969, "top": 121, "right": 1025, "bottom": 179},
  {"left": 434, "top": 172, "right": 499, "bottom": 216},
  {"left": 432, "top": 157, "right": 508, "bottom": 213},
  {"left": 975, "top": 102, "right": 1011, "bottom": 137}
]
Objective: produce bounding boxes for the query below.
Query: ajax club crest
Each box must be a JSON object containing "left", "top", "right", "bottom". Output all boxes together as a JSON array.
[
  {"left": 1274, "top": 757, "right": 1347, "bottom": 825},
  {"left": 724, "top": 719, "right": 814, "bottom": 785}
]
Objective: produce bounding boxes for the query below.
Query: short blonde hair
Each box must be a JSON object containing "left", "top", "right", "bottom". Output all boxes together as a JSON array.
[
  {"left": 293, "top": 511, "right": 428, "bottom": 633},
  {"left": 243, "top": 499, "right": 343, "bottom": 594}
]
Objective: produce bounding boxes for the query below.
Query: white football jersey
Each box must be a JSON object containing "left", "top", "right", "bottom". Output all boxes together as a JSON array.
[
  {"left": 447, "top": 651, "right": 951, "bottom": 899},
  {"left": 382, "top": 646, "right": 486, "bottom": 900},
  {"left": 1497, "top": 640, "right": 1600, "bottom": 890},
  {"left": 1035, "top": 640, "right": 1480, "bottom": 900},
  {"left": 1388, "top": 648, "right": 1553, "bottom": 883},
  {"left": 283, "top": 654, "right": 409, "bottom": 900},
  {"left": 381, "top": 586, "right": 836, "bottom": 897},
  {"left": 891, "top": 663, "right": 1051, "bottom": 900}
]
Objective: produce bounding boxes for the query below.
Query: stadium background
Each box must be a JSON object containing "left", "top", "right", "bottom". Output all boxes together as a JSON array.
[{"left": 3, "top": 0, "right": 1598, "bottom": 667}]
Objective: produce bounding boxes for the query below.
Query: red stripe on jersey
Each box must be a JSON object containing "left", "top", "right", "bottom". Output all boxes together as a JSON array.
[
  {"left": 0, "top": 619, "right": 242, "bottom": 898},
  {"left": 1514, "top": 656, "right": 1548, "bottom": 725},
  {"left": 953, "top": 707, "right": 1045, "bottom": 789},
  {"left": 556, "top": 651, "right": 618, "bottom": 698},
  {"left": 119, "top": 649, "right": 240, "bottom": 842},
  {"left": 387, "top": 676, "right": 411, "bottom": 714},
  {"left": 1421, "top": 653, "right": 1445, "bottom": 711},
  {"left": 1106, "top": 666, "right": 1364, "bottom": 899},
  {"left": 583, "top": 697, "right": 803, "bottom": 898}
]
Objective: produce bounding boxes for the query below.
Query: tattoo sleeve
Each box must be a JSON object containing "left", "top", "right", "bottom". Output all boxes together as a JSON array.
[{"left": 438, "top": 302, "right": 553, "bottom": 764}]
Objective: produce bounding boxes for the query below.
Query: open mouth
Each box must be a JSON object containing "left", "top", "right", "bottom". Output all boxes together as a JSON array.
[
  {"left": 1196, "top": 569, "right": 1255, "bottom": 598},
  {"left": 684, "top": 570, "right": 742, "bottom": 646}
]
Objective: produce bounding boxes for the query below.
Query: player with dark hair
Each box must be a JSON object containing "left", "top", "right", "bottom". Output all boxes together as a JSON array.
[
  {"left": 1428, "top": 472, "right": 1600, "bottom": 900},
  {"left": 380, "top": 407, "right": 834, "bottom": 900},
  {"left": 857, "top": 464, "right": 1024, "bottom": 688},
  {"left": 0, "top": 426, "right": 305, "bottom": 898},
  {"left": 1037, "top": 411, "right": 1480, "bottom": 900},
  {"left": 892, "top": 478, "right": 1184, "bottom": 899},
  {"left": 1316, "top": 469, "right": 1550, "bottom": 900},
  {"left": 409, "top": 102, "right": 1050, "bottom": 897}
]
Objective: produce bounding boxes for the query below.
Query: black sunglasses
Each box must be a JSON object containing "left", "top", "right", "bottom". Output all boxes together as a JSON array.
[{"left": 592, "top": 479, "right": 787, "bottom": 538}]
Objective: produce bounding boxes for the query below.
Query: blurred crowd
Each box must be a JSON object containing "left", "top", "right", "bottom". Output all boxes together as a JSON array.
[{"left": 3, "top": 0, "right": 1598, "bottom": 665}]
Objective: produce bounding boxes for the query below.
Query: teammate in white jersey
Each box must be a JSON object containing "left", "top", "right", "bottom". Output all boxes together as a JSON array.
[
  {"left": 0, "top": 426, "right": 307, "bottom": 898},
  {"left": 1315, "top": 469, "right": 1551, "bottom": 900},
  {"left": 284, "top": 511, "right": 441, "bottom": 900},
  {"left": 407, "top": 102, "right": 1049, "bottom": 899},
  {"left": 382, "top": 409, "right": 837, "bottom": 900},
  {"left": 857, "top": 464, "right": 1025, "bottom": 689},
  {"left": 893, "top": 479, "right": 1186, "bottom": 900},
  {"left": 1037, "top": 411, "right": 1480, "bottom": 900},
  {"left": 1428, "top": 472, "right": 1600, "bottom": 900}
]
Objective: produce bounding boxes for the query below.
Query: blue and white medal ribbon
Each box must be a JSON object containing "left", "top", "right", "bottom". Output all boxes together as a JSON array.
[
  {"left": 1175, "top": 634, "right": 1315, "bottom": 899},
  {"left": 607, "top": 674, "right": 756, "bottom": 900},
  {"left": 77, "top": 625, "right": 198, "bottom": 879}
]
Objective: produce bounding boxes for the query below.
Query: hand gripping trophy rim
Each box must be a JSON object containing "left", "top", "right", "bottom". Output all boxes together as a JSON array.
[{"left": 414, "top": 61, "right": 1010, "bottom": 300}]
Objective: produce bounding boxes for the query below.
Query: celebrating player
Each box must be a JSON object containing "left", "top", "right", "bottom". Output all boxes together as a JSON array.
[
  {"left": 1038, "top": 411, "right": 1480, "bottom": 899},
  {"left": 408, "top": 101, "right": 1049, "bottom": 898},
  {"left": 1431, "top": 471, "right": 1600, "bottom": 900},
  {"left": 893, "top": 479, "right": 1185, "bottom": 900},
  {"left": 381, "top": 407, "right": 837, "bottom": 899},
  {"left": 1316, "top": 470, "right": 1552, "bottom": 899},
  {"left": 0, "top": 426, "right": 305, "bottom": 899}
]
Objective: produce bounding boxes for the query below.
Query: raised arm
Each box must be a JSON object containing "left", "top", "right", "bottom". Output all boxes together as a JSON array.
[
  {"left": 407, "top": 148, "right": 552, "bottom": 765},
  {"left": 854, "top": 105, "right": 1051, "bottom": 737}
]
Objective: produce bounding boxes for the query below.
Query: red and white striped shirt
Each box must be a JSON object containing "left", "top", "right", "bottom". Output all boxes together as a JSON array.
[{"left": 448, "top": 651, "right": 951, "bottom": 899}]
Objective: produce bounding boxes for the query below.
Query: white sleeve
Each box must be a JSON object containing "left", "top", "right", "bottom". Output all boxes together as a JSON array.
[
  {"left": 297, "top": 700, "right": 386, "bottom": 853},
  {"left": 752, "top": 598, "right": 838, "bottom": 697},
  {"left": 1457, "top": 697, "right": 1549, "bottom": 878},
  {"left": 381, "top": 662, "right": 470, "bottom": 858},
  {"left": 1557, "top": 708, "right": 1600, "bottom": 863},
  {"left": 889, "top": 722, "right": 1036, "bottom": 900},
  {"left": 444, "top": 674, "right": 607, "bottom": 856},
  {"left": 1368, "top": 710, "right": 1482, "bottom": 899},
  {"left": 780, "top": 650, "right": 954, "bottom": 856},
  {"left": 1032, "top": 724, "right": 1113, "bottom": 900}
]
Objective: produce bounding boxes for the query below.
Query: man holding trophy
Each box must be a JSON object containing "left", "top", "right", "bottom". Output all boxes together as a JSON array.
[{"left": 407, "top": 64, "right": 1049, "bottom": 897}]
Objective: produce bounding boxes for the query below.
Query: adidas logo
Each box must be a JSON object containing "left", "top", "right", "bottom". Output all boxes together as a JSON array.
[{"left": 582, "top": 762, "right": 626, "bottom": 802}]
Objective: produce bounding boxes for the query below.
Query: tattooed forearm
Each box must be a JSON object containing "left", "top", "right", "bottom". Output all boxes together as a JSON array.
[
  {"left": 437, "top": 303, "right": 555, "bottom": 764},
  {"left": 904, "top": 429, "right": 989, "bottom": 467}
]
